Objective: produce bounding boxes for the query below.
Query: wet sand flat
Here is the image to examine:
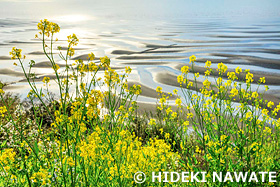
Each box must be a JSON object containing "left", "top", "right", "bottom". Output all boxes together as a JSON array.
[{"left": 0, "top": 17, "right": 280, "bottom": 110}]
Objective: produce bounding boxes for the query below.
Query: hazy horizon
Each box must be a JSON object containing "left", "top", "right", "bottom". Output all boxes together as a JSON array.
[{"left": 0, "top": 0, "right": 280, "bottom": 22}]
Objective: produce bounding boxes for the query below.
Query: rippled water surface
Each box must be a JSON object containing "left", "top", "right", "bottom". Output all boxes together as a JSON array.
[{"left": 0, "top": 0, "right": 280, "bottom": 104}]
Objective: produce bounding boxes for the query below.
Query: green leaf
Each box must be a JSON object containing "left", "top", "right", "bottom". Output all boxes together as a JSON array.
[{"left": 34, "top": 141, "right": 39, "bottom": 156}]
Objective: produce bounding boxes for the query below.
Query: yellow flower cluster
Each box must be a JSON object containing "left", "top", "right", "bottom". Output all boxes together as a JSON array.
[
  {"left": 175, "top": 98, "right": 182, "bottom": 107},
  {"left": 100, "top": 56, "right": 110, "bottom": 68},
  {"left": 88, "top": 52, "right": 95, "bottom": 61},
  {"left": 177, "top": 75, "right": 184, "bottom": 85},
  {"left": 104, "top": 68, "right": 120, "bottom": 86},
  {"left": 235, "top": 66, "right": 242, "bottom": 74},
  {"left": 125, "top": 66, "right": 132, "bottom": 74},
  {"left": 245, "top": 72, "right": 254, "bottom": 83},
  {"left": 189, "top": 55, "right": 196, "bottom": 63},
  {"left": 42, "top": 76, "right": 50, "bottom": 84},
  {"left": 68, "top": 47, "right": 75, "bottom": 57},
  {"left": 37, "top": 19, "right": 60, "bottom": 37},
  {"left": 156, "top": 86, "right": 162, "bottom": 93},
  {"left": 0, "top": 148, "right": 16, "bottom": 165},
  {"left": 0, "top": 106, "right": 7, "bottom": 117},
  {"left": 181, "top": 66, "right": 189, "bottom": 74},
  {"left": 9, "top": 47, "right": 22, "bottom": 60},
  {"left": 203, "top": 79, "right": 211, "bottom": 89},
  {"left": 79, "top": 126, "right": 179, "bottom": 180},
  {"left": 217, "top": 62, "right": 228, "bottom": 74},
  {"left": 149, "top": 118, "right": 156, "bottom": 126},
  {"left": 259, "top": 77, "right": 265, "bottom": 84},
  {"left": 30, "top": 168, "right": 50, "bottom": 185},
  {"left": 130, "top": 84, "right": 142, "bottom": 95},
  {"left": 86, "top": 90, "right": 104, "bottom": 120},
  {"left": 205, "top": 60, "right": 211, "bottom": 68},
  {"left": 67, "top": 33, "right": 79, "bottom": 46},
  {"left": 227, "top": 72, "right": 237, "bottom": 81}
]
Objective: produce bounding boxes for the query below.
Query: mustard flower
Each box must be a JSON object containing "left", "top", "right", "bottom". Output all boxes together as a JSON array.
[
  {"left": 156, "top": 86, "right": 162, "bottom": 93},
  {"left": 259, "top": 77, "right": 266, "bottom": 84},
  {"left": 159, "top": 128, "right": 163, "bottom": 135},
  {"left": 205, "top": 99, "right": 212, "bottom": 106},
  {"left": 265, "top": 85, "right": 269, "bottom": 91},
  {"left": 53, "top": 64, "right": 60, "bottom": 71},
  {"left": 175, "top": 98, "right": 182, "bottom": 107},
  {"left": 37, "top": 19, "right": 60, "bottom": 37},
  {"left": 42, "top": 77, "right": 50, "bottom": 84},
  {"left": 0, "top": 148, "right": 16, "bottom": 165},
  {"left": 205, "top": 60, "right": 211, "bottom": 68},
  {"left": 166, "top": 107, "right": 172, "bottom": 115},
  {"left": 177, "top": 75, "right": 184, "bottom": 84},
  {"left": 187, "top": 113, "right": 193, "bottom": 118},
  {"left": 267, "top": 101, "right": 274, "bottom": 108},
  {"left": 100, "top": 56, "right": 110, "bottom": 68},
  {"left": 149, "top": 118, "right": 156, "bottom": 126},
  {"left": 227, "top": 72, "right": 237, "bottom": 80},
  {"left": 165, "top": 133, "right": 170, "bottom": 139},
  {"left": 217, "top": 77, "right": 223, "bottom": 85},
  {"left": 230, "top": 88, "right": 238, "bottom": 97},
  {"left": 67, "top": 33, "right": 79, "bottom": 46},
  {"left": 251, "top": 91, "right": 258, "bottom": 98},
  {"left": 0, "top": 106, "right": 7, "bottom": 117},
  {"left": 9, "top": 47, "right": 22, "bottom": 59},
  {"left": 262, "top": 109, "right": 269, "bottom": 116},
  {"left": 68, "top": 47, "right": 75, "bottom": 57},
  {"left": 183, "top": 120, "right": 189, "bottom": 126},
  {"left": 159, "top": 97, "right": 166, "bottom": 104},
  {"left": 204, "top": 69, "right": 211, "bottom": 76},
  {"left": 203, "top": 79, "right": 211, "bottom": 89},
  {"left": 181, "top": 66, "right": 189, "bottom": 74},
  {"left": 246, "top": 112, "right": 252, "bottom": 119},
  {"left": 217, "top": 62, "right": 228, "bottom": 74},
  {"left": 189, "top": 55, "right": 196, "bottom": 63},
  {"left": 171, "top": 112, "right": 177, "bottom": 118},
  {"left": 195, "top": 146, "right": 201, "bottom": 153},
  {"left": 125, "top": 66, "right": 132, "bottom": 74},
  {"left": 221, "top": 135, "right": 227, "bottom": 142},
  {"left": 235, "top": 66, "right": 242, "bottom": 74},
  {"left": 245, "top": 72, "right": 254, "bottom": 83},
  {"left": 88, "top": 52, "right": 95, "bottom": 61}
]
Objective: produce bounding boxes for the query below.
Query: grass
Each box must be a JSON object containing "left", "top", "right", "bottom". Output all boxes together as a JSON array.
[{"left": 0, "top": 19, "right": 279, "bottom": 186}]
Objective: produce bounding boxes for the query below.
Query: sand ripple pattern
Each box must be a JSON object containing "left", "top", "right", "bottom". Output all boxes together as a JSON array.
[{"left": 0, "top": 18, "right": 280, "bottom": 103}]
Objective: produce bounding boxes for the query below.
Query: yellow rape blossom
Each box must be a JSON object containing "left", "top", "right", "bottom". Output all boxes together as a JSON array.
[
  {"left": 175, "top": 98, "right": 182, "bottom": 107},
  {"left": 181, "top": 66, "right": 189, "bottom": 74},
  {"left": 156, "top": 86, "right": 162, "bottom": 93},
  {"left": 230, "top": 88, "right": 238, "bottom": 97},
  {"left": 88, "top": 52, "right": 95, "bottom": 60},
  {"left": 203, "top": 79, "right": 211, "bottom": 89},
  {"left": 217, "top": 62, "right": 228, "bottom": 74},
  {"left": 251, "top": 91, "right": 258, "bottom": 98},
  {"left": 189, "top": 55, "right": 196, "bottom": 63},
  {"left": 100, "top": 56, "right": 110, "bottom": 68},
  {"left": 235, "top": 66, "right": 242, "bottom": 74},
  {"left": 177, "top": 75, "right": 184, "bottom": 84},
  {"left": 267, "top": 101, "right": 274, "bottom": 108},
  {"left": 205, "top": 60, "right": 211, "bottom": 68},
  {"left": 149, "top": 118, "right": 156, "bottom": 126},
  {"left": 259, "top": 77, "right": 266, "bottom": 84},
  {"left": 67, "top": 33, "right": 79, "bottom": 46},
  {"left": 10, "top": 47, "right": 22, "bottom": 59}
]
